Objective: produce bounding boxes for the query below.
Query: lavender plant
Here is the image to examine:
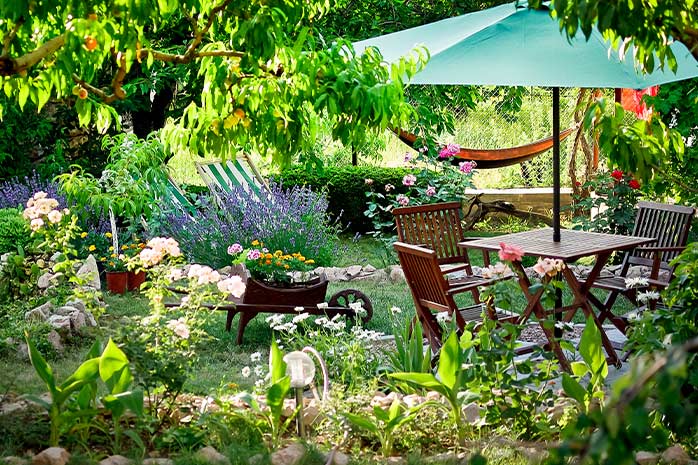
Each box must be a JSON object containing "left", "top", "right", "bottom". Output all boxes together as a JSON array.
[
  {"left": 157, "top": 183, "right": 340, "bottom": 268},
  {"left": 0, "top": 171, "right": 66, "bottom": 210}
]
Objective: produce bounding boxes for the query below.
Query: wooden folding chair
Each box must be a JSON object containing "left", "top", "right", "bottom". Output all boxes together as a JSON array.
[
  {"left": 394, "top": 241, "right": 516, "bottom": 352},
  {"left": 392, "top": 201, "right": 499, "bottom": 303},
  {"left": 582, "top": 201, "right": 694, "bottom": 333}
]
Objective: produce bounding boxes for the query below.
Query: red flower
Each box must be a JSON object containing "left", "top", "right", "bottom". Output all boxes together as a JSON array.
[
  {"left": 611, "top": 169, "right": 623, "bottom": 181},
  {"left": 628, "top": 179, "right": 641, "bottom": 190}
]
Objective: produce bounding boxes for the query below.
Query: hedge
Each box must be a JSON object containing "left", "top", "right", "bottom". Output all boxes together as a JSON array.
[{"left": 275, "top": 166, "right": 411, "bottom": 233}]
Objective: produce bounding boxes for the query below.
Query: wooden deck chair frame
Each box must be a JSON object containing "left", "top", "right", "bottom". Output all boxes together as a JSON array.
[
  {"left": 581, "top": 201, "right": 695, "bottom": 333},
  {"left": 392, "top": 201, "right": 497, "bottom": 304},
  {"left": 163, "top": 174, "right": 196, "bottom": 217},
  {"left": 394, "top": 241, "right": 516, "bottom": 352}
]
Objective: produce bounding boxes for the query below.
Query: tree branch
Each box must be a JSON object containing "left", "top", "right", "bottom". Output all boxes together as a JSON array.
[
  {"left": 182, "top": 0, "right": 234, "bottom": 61},
  {"left": 0, "top": 34, "right": 65, "bottom": 76},
  {"left": 2, "top": 17, "right": 24, "bottom": 56},
  {"left": 141, "top": 48, "right": 244, "bottom": 64}
]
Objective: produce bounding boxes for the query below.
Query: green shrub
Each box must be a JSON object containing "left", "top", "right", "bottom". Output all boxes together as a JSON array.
[
  {"left": 276, "top": 165, "right": 410, "bottom": 233},
  {"left": 0, "top": 208, "right": 30, "bottom": 254}
]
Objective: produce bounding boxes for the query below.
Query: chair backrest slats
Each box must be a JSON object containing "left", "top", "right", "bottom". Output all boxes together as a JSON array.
[
  {"left": 393, "top": 201, "right": 471, "bottom": 267},
  {"left": 626, "top": 201, "right": 694, "bottom": 271}
]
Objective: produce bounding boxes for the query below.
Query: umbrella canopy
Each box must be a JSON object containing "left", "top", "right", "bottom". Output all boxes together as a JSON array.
[
  {"left": 353, "top": 2, "right": 698, "bottom": 88},
  {"left": 353, "top": 1, "right": 698, "bottom": 241}
]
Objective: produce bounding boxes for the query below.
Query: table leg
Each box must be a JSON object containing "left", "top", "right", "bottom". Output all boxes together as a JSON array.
[
  {"left": 561, "top": 266, "right": 621, "bottom": 367},
  {"left": 512, "top": 262, "right": 572, "bottom": 373}
]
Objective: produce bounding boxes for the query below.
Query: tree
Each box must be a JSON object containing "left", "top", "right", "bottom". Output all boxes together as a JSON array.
[{"left": 0, "top": 0, "right": 424, "bottom": 167}]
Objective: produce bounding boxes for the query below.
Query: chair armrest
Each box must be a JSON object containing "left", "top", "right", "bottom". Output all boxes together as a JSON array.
[{"left": 445, "top": 274, "right": 511, "bottom": 296}]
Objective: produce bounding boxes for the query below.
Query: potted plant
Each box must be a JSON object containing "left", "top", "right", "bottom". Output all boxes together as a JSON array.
[
  {"left": 120, "top": 237, "right": 147, "bottom": 291},
  {"left": 102, "top": 253, "right": 128, "bottom": 294}
]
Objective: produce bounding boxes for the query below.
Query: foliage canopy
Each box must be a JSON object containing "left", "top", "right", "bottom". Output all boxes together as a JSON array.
[{"left": 0, "top": 0, "right": 423, "bottom": 166}]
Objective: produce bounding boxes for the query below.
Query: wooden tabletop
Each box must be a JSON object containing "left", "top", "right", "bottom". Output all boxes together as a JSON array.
[{"left": 460, "top": 228, "right": 655, "bottom": 261}]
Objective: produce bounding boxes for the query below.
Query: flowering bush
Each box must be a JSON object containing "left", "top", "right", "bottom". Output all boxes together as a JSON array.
[
  {"left": 264, "top": 303, "right": 381, "bottom": 388},
  {"left": 364, "top": 144, "right": 476, "bottom": 239},
  {"left": 119, "top": 236, "right": 247, "bottom": 411},
  {"left": 571, "top": 170, "right": 642, "bottom": 236},
  {"left": 156, "top": 182, "right": 339, "bottom": 269}
]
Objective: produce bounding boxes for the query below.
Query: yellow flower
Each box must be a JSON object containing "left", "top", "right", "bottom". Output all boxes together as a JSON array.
[
  {"left": 109, "top": 246, "right": 114, "bottom": 251},
  {"left": 80, "top": 232, "right": 88, "bottom": 238},
  {"left": 298, "top": 256, "right": 305, "bottom": 262},
  {"left": 251, "top": 240, "right": 260, "bottom": 246},
  {"left": 284, "top": 264, "right": 290, "bottom": 269},
  {"left": 111, "top": 253, "right": 117, "bottom": 258},
  {"left": 265, "top": 253, "right": 273, "bottom": 259},
  {"left": 88, "top": 245, "right": 96, "bottom": 251},
  {"left": 274, "top": 250, "right": 283, "bottom": 256},
  {"left": 121, "top": 245, "right": 128, "bottom": 250},
  {"left": 109, "top": 262, "right": 115, "bottom": 267},
  {"left": 105, "top": 232, "right": 112, "bottom": 238},
  {"left": 306, "top": 259, "right": 315, "bottom": 265}
]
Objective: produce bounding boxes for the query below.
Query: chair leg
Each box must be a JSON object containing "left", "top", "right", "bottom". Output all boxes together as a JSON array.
[{"left": 225, "top": 309, "right": 238, "bottom": 332}]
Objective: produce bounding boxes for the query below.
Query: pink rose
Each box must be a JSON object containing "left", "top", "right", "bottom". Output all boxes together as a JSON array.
[
  {"left": 227, "top": 243, "right": 243, "bottom": 255},
  {"left": 425, "top": 186, "right": 436, "bottom": 197},
  {"left": 396, "top": 194, "right": 409, "bottom": 206},
  {"left": 385, "top": 184, "right": 395, "bottom": 192},
  {"left": 438, "top": 143, "right": 460, "bottom": 159},
  {"left": 498, "top": 242, "right": 524, "bottom": 262},
  {"left": 459, "top": 161, "right": 476, "bottom": 174},
  {"left": 402, "top": 174, "right": 417, "bottom": 187},
  {"left": 247, "top": 249, "right": 261, "bottom": 260}
]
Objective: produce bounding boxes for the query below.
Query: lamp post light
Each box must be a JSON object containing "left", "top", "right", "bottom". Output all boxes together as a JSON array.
[{"left": 283, "top": 351, "right": 316, "bottom": 437}]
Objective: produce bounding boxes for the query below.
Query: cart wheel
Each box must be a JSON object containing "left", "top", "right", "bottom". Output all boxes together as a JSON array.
[{"left": 328, "top": 289, "right": 373, "bottom": 324}]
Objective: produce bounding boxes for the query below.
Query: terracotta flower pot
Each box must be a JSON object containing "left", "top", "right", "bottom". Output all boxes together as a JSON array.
[
  {"left": 127, "top": 270, "right": 146, "bottom": 291},
  {"left": 106, "top": 271, "right": 128, "bottom": 294}
]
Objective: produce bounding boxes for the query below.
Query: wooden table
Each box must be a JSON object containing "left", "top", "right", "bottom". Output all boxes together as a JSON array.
[{"left": 459, "top": 228, "right": 654, "bottom": 371}]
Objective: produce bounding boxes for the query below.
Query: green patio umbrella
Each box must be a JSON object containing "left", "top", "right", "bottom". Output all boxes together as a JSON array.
[{"left": 354, "top": 1, "right": 698, "bottom": 241}]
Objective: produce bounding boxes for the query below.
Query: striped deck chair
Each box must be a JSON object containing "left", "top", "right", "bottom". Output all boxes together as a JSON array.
[
  {"left": 196, "top": 154, "right": 269, "bottom": 199},
  {"left": 164, "top": 175, "right": 196, "bottom": 217}
]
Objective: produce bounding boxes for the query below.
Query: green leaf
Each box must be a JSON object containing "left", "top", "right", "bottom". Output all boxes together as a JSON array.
[
  {"left": 269, "top": 339, "right": 287, "bottom": 384},
  {"left": 579, "top": 317, "right": 608, "bottom": 378},
  {"left": 437, "top": 331, "right": 459, "bottom": 390},
  {"left": 344, "top": 412, "right": 379, "bottom": 434},
  {"left": 24, "top": 332, "right": 56, "bottom": 394},
  {"left": 562, "top": 373, "right": 587, "bottom": 404},
  {"left": 59, "top": 357, "right": 100, "bottom": 395},
  {"left": 99, "top": 338, "right": 132, "bottom": 393}
]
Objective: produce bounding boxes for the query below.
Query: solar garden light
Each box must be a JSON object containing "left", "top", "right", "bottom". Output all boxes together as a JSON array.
[
  {"left": 284, "top": 351, "right": 316, "bottom": 437},
  {"left": 283, "top": 347, "right": 330, "bottom": 437}
]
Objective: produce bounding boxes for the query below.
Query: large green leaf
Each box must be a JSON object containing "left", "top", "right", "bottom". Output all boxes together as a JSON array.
[
  {"left": 344, "top": 412, "right": 379, "bottom": 435},
  {"left": 579, "top": 317, "right": 608, "bottom": 378},
  {"left": 99, "top": 338, "right": 132, "bottom": 393},
  {"left": 59, "top": 357, "right": 100, "bottom": 397},
  {"left": 561, "top": 373, "right": 587, "bottom": 405},
  {"left": 24, "top": 332, "right": 56, "bottom": 394},
  {"left": 269, "top": 340, "right": 287, "bottom": 384},
  {"left": 437, "top": 331, "right": 459, "bottom": 390}
]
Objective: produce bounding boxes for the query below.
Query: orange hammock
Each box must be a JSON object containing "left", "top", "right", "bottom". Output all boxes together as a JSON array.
[{"left": 394, "top": 127, "right": 576, "bottom": 169}]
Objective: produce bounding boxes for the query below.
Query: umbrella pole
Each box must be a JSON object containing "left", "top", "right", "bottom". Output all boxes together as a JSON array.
[{"left": 553, "top": 87, "right": 561, "bottom": 242}]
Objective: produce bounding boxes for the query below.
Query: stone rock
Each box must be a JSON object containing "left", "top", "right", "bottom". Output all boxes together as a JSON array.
[
  {"left": 47, "top": 315, "right": 71, "bottom": 334},
  {"left": 385, "top": 457, "right": 407, "bottom": 465},
  {"left": 270, "top": 443, "right": 306, "bottom": 465},
  {"left": 32, "top": 448, "right": 70, "bottom": 465},
  {"left": 67, "top": 310, "right": 87, "bottom": 332},
  {"left": 662, "top": 446, "right": 691, "bottom": 465},
  {"left": 346, "top": 265, "right": 363, "bottom": 278},
  {"left": 196, "top": 447, "right": 230, "bottom": 465},
  {"left": 388, "top": 266, "right": 405, "bottom": 283},
  {"left": 635, "top": 451, "right": 660, "bottom": 465},
  {"left": 77, "top": 255, "right": 100, "bottom": 290},
  {"left": 98, "top": 456, "right": 132, "bottom": 465},
  {"left": 463, "top": 402, "right": 482, "bottom": 424},
  {"left": 402, "top": 394, "right": 425, "bottom": 408},
  {"left": 0, "top": 401, "right": 28, "bottom": 415},
  {"left": 247, "top": 455, "right": 265, "bottom": 465},
  {"left": 2, "top": 456, "right": 28, "bottom": 465},
  {"left": 322, "top": 267, "right": 348, "bottom": 282},
  {"left": 16, "top": 343, "right": 29, "bottom": 361},
  {"left": 218, "top": 266, "right": 232, "bottom": 276},
  {"left": 363, "top": 264, "right": 377, "bottom": 273},
  {"left": 37, "top": 273, "right": 53, "bottom": 290},
  {"left": 64, "top": 300, "right": 86, "bottom": 313},
  {"left": 46, "top": 330, "right": 64, "bottom": 353},
  {"left": 25, "top": 302, "right": 52, "bottom": 322},
  {"left": 142, "top": 459, "right": 174, "bottom": 465},
  {"left": 1, "top": 253, "right": 10, "bottom": 263},
  {"left": 519, "top": 447, "right": 548, "bottom": 463},
  {"left": 303, "top": 398, "right": 321, "bottom": 426},
  {"left": 324, "top": 451, "right": 349, "bottom": 465}
]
